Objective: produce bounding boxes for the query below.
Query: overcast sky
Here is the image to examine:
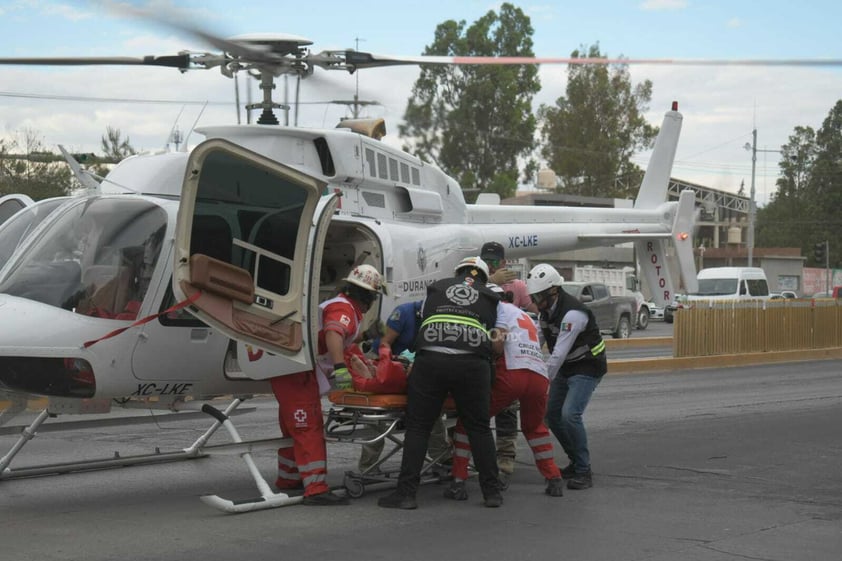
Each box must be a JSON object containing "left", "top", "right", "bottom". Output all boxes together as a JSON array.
[{"left": 1, "top": 0, "right": 841, "bottom": 205}]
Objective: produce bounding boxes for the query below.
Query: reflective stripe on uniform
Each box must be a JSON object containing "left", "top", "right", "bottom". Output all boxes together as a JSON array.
[
  {"left": 303, "top": 473, "right": 326, "bottom": 487},
  {"left": 299, "top": 460, "right": 327, "bottom": 473},
  {"left": 533, "top": 450, "right": 555, "bottom": 460},
  {"left": 277, "top": 454, "right": 297, "bottom": 468},
  {"left": 527, "top": 435, "right": 554, "bottom": 448},
  {"left": 453, "top": 432, "right": 470, "bottom": 445},
  {"left": 421, "top": 314, "right": 490, "bottom": 335}
]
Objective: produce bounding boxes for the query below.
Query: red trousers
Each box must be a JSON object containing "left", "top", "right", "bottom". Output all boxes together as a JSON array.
[
  {"left": 452, "top": 367, "right": 561, "bottom": 481},
  {"left": 270, "top": 371, "right": 329, "bottom": 497}
]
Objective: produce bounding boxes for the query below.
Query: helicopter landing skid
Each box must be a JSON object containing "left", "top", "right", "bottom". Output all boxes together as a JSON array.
[
  {"left": 197, "top": 403, "right": 304, "bottom": 513},
  {"left": 0, "top": 397, "right": 291, "bottom": 483}
]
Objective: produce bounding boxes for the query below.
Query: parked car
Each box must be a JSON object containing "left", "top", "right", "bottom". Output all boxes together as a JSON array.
[
  {"left": 664, "top": 294, "right": 688, "bottom": 324},
  {"left": 647, "top": 301, "right": 665, "bottom": 321},
  {"left": 562, "top": 281, "right": 636, "bottom": 338},
  {"left": 780, "top": 290, "right": 798, "bottom": 299}
]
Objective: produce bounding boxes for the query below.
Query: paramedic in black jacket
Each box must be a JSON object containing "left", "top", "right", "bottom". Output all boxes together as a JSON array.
[
  {"left": 526, "top": 263, "right": 606, "bottom": 490},
  {"left": 378, "top": 256, "right": 503, "bottom": 509}
]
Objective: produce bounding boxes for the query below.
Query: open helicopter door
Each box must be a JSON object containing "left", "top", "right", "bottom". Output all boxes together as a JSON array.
[{"left": 173, "top": 138, "right": 338, "bottom": 378}]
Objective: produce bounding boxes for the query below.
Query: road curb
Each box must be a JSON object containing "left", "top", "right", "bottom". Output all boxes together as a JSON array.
[
  {"left": 605, "top": 336, "right": 672, "bottom": 348},
  {"left": 608, "top": 346, "right": 842, "bottom": 374}
]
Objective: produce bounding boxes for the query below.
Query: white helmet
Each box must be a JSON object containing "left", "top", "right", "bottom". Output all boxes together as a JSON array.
[
  {"left": 485, "top": 282, "right": 505, "bottom": 294},
  {"left": 343, "top": 264, "right": 388, "bottom": 294},
  {"left": 526, "top": 263, "right": 564, "bottom": 295},
  {"left": 454, "top": 256, "right": 490, "bottom": 281}
]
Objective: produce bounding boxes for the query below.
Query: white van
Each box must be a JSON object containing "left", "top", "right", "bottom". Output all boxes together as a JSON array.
[{"left": 686, "top": 267, "right": 771, "bottom": 302}]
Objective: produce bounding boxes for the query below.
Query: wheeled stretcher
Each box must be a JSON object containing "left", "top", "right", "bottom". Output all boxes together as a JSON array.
[{"left": 324, "top": 390, "right": 456, "bottom": 498}]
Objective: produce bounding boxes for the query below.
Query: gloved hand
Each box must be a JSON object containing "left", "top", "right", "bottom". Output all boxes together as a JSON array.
[
  {"left": 489, "top": 268, "right": 517, "bottom": 285},
  {"left": 333, "top": 363, "right": 352, "bottom": 390}
]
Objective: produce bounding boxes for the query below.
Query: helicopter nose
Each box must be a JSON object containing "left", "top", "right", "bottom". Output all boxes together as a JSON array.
[{"left": 0, "top": 294, "right": 112, "bottom": 398}]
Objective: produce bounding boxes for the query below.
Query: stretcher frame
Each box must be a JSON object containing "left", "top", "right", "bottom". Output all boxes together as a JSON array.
[{"left": 324, "top": 390, "right": 454, "bottom": 498}]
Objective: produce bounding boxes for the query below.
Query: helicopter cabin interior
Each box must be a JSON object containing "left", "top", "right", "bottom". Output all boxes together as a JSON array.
[
  {"left": 175, "top": 139, "right": 387, "bottom": 358},
  {"left": 186, "top": 212, "right": 383, "bottom": 337}
]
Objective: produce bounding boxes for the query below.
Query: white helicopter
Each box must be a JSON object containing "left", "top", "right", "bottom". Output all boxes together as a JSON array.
[{"left": 0, "top": 24, "right": 705, "bottom": 510}]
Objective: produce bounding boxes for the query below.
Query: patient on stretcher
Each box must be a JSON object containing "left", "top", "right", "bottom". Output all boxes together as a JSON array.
[{"left": 344, "top": 343, "right": 410, "bottom": 394}]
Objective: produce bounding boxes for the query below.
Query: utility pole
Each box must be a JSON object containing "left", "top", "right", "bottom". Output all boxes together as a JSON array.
[
  {"left": 743, "top": 130, "right": 780, "bottom": 268},
  {"left": 747, "top": 129, "right": 757, "bottom": 266}
]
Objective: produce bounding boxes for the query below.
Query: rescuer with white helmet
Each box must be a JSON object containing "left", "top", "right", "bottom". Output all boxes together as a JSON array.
[
  {"left": 446, "top": 282, "right": 565, "bottom": 499},
  {"left": 271, "top": 263, "right": 386, "bottom": 506},
  {"left": 525, "top": 263, "right": 606, "bottom": 491},
  {"left": 453, "top": 255, "right": 490, "bottom": 281}
]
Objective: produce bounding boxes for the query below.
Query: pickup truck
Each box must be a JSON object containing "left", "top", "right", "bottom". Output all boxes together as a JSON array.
[{"left": 561, "top": 281, "right": 636, "bottom": 338}]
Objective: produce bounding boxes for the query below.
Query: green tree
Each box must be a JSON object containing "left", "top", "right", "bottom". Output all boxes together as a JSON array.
[
  {"left": 95, "top": 126, "right": 136, "bottom": 176},
  {"left": 755, "top": 126, "right": 816, "bottom": 252},
  {"left": 537, "top": 43, "right": 657, "bottom": 198},
  {"left": 756, "top": 101, "right": 842, "bottom": 266},
  {"left": 806, "top": 100, "right": 842, "bottom": 266},
  {"left": 0, "top": 129, "right": 73, "bottom": 200},
  {"left": 398, "top": 3, "right": 540, "bottom": 202}
]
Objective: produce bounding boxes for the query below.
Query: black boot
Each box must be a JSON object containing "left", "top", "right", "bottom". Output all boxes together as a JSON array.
[
  {"left": 545, "top": 477, "right": 564, "bottom": 497},
  {"left": 443, "top": 480, "right": 468, "bottom": 501},
  {"left": 566, "top": 471, "right": 593, "bottom": 490}
]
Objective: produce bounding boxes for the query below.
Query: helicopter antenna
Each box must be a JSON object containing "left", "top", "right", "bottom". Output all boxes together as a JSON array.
[
  {"left": 182, "top": 101, "right": 208, "bottom": 151},
  {"left": 353, "top": 37, "right": 365, "bottom": 118}
]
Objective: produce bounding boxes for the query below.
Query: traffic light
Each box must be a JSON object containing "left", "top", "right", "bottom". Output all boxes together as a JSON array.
[{"left": 814, "top": 241, "right": 826, "bottom": 263}]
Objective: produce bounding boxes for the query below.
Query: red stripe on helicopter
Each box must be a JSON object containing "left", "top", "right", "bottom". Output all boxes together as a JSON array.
[{"left": 82, "top": 291, "right": 202, "bottom": 349}]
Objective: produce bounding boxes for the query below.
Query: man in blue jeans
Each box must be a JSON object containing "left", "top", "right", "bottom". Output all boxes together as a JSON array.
[{"left": 525, "top": 263, "right": 607, "bottom": 490}]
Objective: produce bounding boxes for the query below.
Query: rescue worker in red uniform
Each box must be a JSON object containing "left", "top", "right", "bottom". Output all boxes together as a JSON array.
[
  {"left": 447, "top": 283, "right": 564, "bottom": 499},
  {"left": 272, "top": 264, "right": 387, "bottom": 505},
  {"left": 480, "top": 241, "right": 539, "bottom": 485}
]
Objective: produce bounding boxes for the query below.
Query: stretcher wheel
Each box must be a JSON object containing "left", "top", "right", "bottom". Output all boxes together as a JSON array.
[{"left": 344, "top": 474, "right": 365, "bottom": 498}]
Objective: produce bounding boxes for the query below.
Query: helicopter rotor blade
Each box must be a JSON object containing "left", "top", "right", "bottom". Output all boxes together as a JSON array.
[
  {"left": 114, "top": 5, "right": 295, "bottom": 66},
  {"left": 334, "top": 51, "right": 842, "bottom": 71},
  {"left": 0, "top": 55, "right": 192, "bottom": 69}
]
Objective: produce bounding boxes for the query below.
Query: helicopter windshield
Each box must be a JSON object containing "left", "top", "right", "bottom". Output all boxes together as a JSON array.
[
  {"left": 0, "top": 198, "right": 167, "bottom": 319},
  {"left": 0, "top": 197, "right": 70, "bottom": 268}
]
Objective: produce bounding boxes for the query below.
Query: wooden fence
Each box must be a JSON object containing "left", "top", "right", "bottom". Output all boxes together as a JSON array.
[{"left": 673, "top": 299, "right": 842, "bottom": 357}]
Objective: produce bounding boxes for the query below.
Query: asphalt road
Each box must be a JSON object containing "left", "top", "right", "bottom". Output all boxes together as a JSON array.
[{"left": 1, "top": 359, "right": 840, "bottom": 561}]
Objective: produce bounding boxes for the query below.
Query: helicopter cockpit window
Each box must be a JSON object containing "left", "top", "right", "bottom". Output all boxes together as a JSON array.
[
  {"left": 0, "top": 197, "right": 68, "bottom": 267},
  {"left": 192, "top": 150, "right": 309, "bottom": 297},
  {"left": 0, "top": 198, "right": 167, "bottom": 320}
]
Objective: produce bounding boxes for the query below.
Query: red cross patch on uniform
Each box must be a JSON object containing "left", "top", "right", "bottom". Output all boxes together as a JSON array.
[{"left": 294, "top": 408, "right": 308, "bottom": 428}]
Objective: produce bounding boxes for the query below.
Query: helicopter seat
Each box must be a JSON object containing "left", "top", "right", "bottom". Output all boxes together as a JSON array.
[
  {"left": 77, "top": 265, "right": 137, "bottom": 319},
  {"left": 184, "top": 253, "right": 302, "bottom": 351}
]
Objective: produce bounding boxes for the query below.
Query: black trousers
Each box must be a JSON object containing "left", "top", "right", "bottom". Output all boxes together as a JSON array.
[{"left": 396, "top": 351, "right": 499, "bottom": 497}]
